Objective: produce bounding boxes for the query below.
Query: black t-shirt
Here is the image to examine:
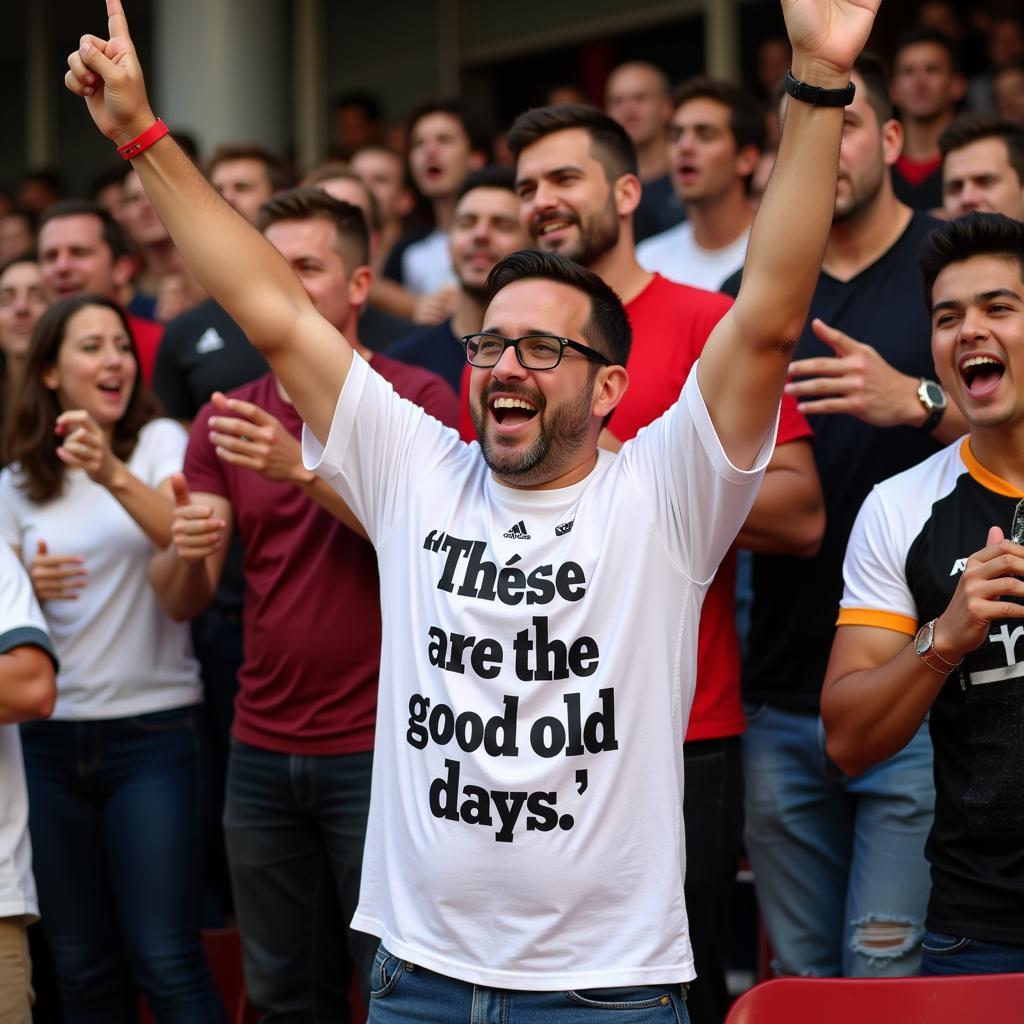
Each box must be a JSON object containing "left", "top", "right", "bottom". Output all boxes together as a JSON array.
[
  {"left": 386, "top": 318, "right": 464, "bottom": 395},
  {"left": 360, "top": 305, "right": 417, "bottom": 352},
  {"left": 724, "top": 211, "right": 944, "bottom": 710},
  {"left": 891, "top": 163, "right": 943, "bottom": 213},
  {"left": 633, "top": 173, "right": 686, "bottom": 244},
  {"left": 841, "top": 443, "right": 1024, "bottom": 943},
  {"left": 153, "top": 300, "right": 270, "bottom": 421}
]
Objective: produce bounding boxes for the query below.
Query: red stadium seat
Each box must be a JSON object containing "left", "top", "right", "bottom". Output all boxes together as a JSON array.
[{"left": 725, "top": 974, "right": 1024, "bottom": 1024}]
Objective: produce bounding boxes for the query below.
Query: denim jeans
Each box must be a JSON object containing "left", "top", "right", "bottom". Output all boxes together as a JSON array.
[
  {"left": 20, "top": 707, "right": 225, "bottom": 1024},
  {"left": 367, "top": 946, "right": 691, "bottom": 1023},
  {"left": 223, "top": 739, "right": 376, "bottom": 1023},
  {"left": 922, "top": 931, "right": 1024, "bottom": 975},
  {"left": 682, "top": 736, "right": 743, "bottom": 1024},
  {"left": 742, "top": 705, "right": 934, "bottom": 977}
]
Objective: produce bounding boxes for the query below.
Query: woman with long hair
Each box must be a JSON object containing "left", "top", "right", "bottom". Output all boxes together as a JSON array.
[{"left": 0, "top": 294, "right": 224, "bottom": 1023}]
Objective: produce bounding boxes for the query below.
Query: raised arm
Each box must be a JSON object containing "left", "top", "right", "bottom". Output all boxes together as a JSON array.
[
  {"left": 65, "top": 1, "right": 348, "bottom": 442},
  {"left": 697, "top": 0, "right": 880, "bottom": 468}
]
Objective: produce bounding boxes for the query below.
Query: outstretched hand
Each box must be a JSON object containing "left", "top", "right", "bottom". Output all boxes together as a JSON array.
[
  {"left": 64, "top": 0, "right": 155, "bottom": 143},
  {"left": 782, "top": 0, "right": 881, "bottom": 79}
]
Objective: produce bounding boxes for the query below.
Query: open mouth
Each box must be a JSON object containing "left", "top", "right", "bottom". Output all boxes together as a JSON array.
[
  {"left": 97, "top": 381, "right": 124, "bottom": 397},
  {"left": 491, "top": 395, "right": 539, "bottom": 428},
  {"left": 959, "top": 354, "right": 1006, "bottom": 396}
]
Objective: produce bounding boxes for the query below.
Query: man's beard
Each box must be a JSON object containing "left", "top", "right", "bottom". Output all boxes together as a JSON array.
[
  {"left": 833, "top": 157, "right": 885, "bottom": 225},
  {"left": 471, "top": 375, "right": 595, "bottom": 486},
  {"left": 535, "top": 193, "right": 620, "bottom": 268}
]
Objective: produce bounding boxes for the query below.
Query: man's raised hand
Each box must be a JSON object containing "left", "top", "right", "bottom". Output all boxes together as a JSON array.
[
  {"left": 64, "top": 0, "right": 155, "bottom": 144},
  {"left": 782, "top": 0, "right": 881, "bottom": 80},
  {"left": 169, "top": 473, "right": 225, "bottom": 564}
]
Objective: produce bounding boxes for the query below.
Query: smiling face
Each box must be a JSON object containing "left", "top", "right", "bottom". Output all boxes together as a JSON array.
[
  {"left": 469, "top": 277, "right": 605, "bottom": 487},
  {"left": 449, "top": 187, "right": 529, "bottom": 299},
  {"left": 42, "top": 304, "right": 137, "bottom": 426},
  {"left": 515, "top": 127, "right": 626, "bottom": 267},
  {"left": 39, "top": 213, "right": 129, "bottom": 302},
  {"left": 931, "top": 254, "right": 1024, "bottom": 431},
  {"left": 943, "top": 138, "right": 1024, "bottom": 220}
]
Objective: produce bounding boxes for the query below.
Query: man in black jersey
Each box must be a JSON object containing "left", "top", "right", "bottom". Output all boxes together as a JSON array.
[{"left": 824, "top": 212, "right": 1024, "bottom": 975}]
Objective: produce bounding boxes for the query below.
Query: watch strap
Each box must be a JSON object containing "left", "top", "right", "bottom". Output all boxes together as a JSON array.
[
  {"left": 783, "top": 71, "right": 856, "bottom": 108},
  {"left": 917, "top": 379, "right": 947, "bottom": 433},
  {"left": 915, "top": 619, "right": 962, "bottom": 675}
]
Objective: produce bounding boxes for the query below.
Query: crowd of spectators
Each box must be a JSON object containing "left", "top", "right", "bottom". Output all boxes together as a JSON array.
[{"left": 3, "top": 0, "right": 1024, "bottom": 1021}]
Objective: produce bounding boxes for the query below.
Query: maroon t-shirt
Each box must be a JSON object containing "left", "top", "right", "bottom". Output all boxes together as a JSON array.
[{"left": 185, "top": 354, "right": 459, "bottom": 755}]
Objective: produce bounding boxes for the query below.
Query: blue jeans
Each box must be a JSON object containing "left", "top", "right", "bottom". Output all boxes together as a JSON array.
[
  {"left": 223, "top": 739, "right": 376, "bottom": 1022},
  {"left": 367, "top": 946, "right": 691, "bottom": 1023},
  {"left": 742, "top": 705, "right": 934, "bottom": 977},
  {"left": 922, "top": 931, "right": 1024, "bottom": 975},
  {"left": 20, "top": 707, "right": 225, "bottom": 1024}
]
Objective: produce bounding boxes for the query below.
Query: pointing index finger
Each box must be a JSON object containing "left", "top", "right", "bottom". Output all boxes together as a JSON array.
[{"left": 107, "top": 0, "right": 132, "bottom": 45}]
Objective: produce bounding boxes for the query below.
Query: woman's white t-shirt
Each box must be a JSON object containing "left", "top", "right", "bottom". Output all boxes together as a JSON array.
[{"left": 0, "top": 418, "right": 201, "bottom": 720}]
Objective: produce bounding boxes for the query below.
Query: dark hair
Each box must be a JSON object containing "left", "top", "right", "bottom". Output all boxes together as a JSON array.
[
  {"left": 256, "top": 186, "right": 371, "bottom": 268},
  {"left": 918, "top": 212, "right": 1024, "bottom": 305},
  {"left": 939, "top": 114, "right": 1024, "bottom": 182},
  {"left": 37, "top": 200, "right": 132, "bottom": 262},
  {"left": 672, "top": 77, "right": 766, "bottom": 191},
  {"left": 3, "top": 295, "right": 160, "bottom": 502},
  {"left": 206, "top": 143, "right": 293, "bottom": 193},
  {"left": 407, "top": 98, "right": 491, "bottom": 158},
  {"left": 0, "top": 251, "right": 39, "bottom": 278},
  {"left": 851, "top": 51, "right": 894, "bottom": 126},
  {"left": 894, "top": 26, "right": 960, "bottom": 72},
  {"left": 507, "top": 104, "right": 638, "bottom": 180},
  {"left": 332, "top": 91, "right": 384, "bottom": 122},
  {"left": 456, "top": 166, "right": 518, "bottom": 203},
  {"left": 88, "top": 163, "right": 131, "bottom": 200},
  {"left": 485, "top": 249, "right": 631, "bottom": 367}
]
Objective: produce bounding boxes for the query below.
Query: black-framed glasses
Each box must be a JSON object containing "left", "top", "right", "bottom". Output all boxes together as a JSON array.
[{"left": 461, "top": 333, "right": 612, "bottom": 370}]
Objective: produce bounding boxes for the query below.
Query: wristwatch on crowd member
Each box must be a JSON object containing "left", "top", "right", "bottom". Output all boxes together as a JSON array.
[
  {"left": 917, "top": 379, "right": 947, "bottom": 432},
  {"left": 914, "top": 618, "right": 962, "bottom": 676}
]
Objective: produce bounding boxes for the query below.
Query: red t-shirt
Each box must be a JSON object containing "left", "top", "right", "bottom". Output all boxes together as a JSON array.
[
  {"left": 185, "top": 355, "right": 460, "bottom": 755},
  {"left": 127, "top": 313, "right": 163, "bottom": 386},
  {"left": 458, "top": 274, "right": 811, "bottom": 741}
]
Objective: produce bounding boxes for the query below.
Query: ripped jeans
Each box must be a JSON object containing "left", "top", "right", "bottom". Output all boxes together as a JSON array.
[{"left": 743, "top": 706, "right": 934, "bottom": 977}]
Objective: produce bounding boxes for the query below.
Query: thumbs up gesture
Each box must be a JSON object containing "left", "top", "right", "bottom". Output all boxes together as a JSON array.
[
  {"left": 29, "top": 539, "right": 88, "bottom": 602},
  {"left": 169, "top": 473, "right": 225, "bottom": 565}
]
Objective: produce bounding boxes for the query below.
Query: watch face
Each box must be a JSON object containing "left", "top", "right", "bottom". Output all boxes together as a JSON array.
[
  {"left": 923, "top": 381, "right": 946, "bottom": 409},
  {"left": 915, "top": 623, "right": 932, "bottom": 655}
]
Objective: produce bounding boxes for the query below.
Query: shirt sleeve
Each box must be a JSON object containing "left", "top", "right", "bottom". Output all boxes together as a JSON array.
[
  {"left": 837, "top": 485, "right": 918, "bottom": 636},
  {"left": 183, "top": 403, "right": 229, "bottom": 499},
  {"left": 618, "top": 362, "right": 775, "bottom": 584},
  {"left": 0, "top": 542, "right": 57, "bottom": 666},
  {"left": 411, "top": 374, "right": 461, "bottom": 430},
  {"left": 133, "top": 419, "right": 189, "bottom": 487},
  {"left": 302, "top": 353, "right": 465, "bottom": 547},
  {"left": 0, "top": 471, "right": 23, "bottom": 550}
]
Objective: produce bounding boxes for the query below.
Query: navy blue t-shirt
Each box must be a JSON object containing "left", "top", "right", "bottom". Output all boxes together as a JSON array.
[{"left": 386, "top": 318, "right": 465, "bottom": 394}]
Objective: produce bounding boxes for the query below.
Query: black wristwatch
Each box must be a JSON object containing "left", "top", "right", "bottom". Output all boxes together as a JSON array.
[
  {"left": 917, "top": 379, "right": 947, "bottom": 433},
  {"left": 783, "top": 70, "right": 856, "bottom": 107}
]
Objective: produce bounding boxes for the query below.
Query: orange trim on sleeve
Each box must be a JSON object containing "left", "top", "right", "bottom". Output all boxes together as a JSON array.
[
  {"left": 960, "top": 438, "right": 1024, "bottom": 498},
  {"left": 835, "top": 608, "right": 918, "bottom": 636}
]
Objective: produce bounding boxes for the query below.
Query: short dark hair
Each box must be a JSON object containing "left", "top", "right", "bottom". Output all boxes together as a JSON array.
[
  {"left": 3, "top": 294, "right": 160, "bottom": 502},
  {"left": 456, "top": 166, "right": 518, "bottom": 203},
  {"left": 507, "top": 104, "right": 638, "bottom": 180},
  {"left": 939, "top": 114, "right": 1024, "bottom": 183},
  {"left": 893, "top": 26, "right": 960, "bottom": 72},
  {"left": 407, "top": 98, "right": 491, "bottom": 158},
  {"left": 918, "top": 212, "right": 1024, "bottom": 305},
  {"left": 673, "top": 77, "right": 766, "bottom": 152},
  {"left": 206, "top": 143, "right": 293, "bottom": 193},
  {"left": 332, "top": 91, "right": 384, "bottom": 122},
  {"left": 256, "top": 186, "right": 371, "bottom": 268},
  {"left": 485, "top": 249, "right": 631, "bottom": 367},
  {"left": 851, "top": 51, "right": 894, "bottom": 125},
  {"left": 0, "top": 251, "right": 39, "bottom": 278},
  {"left": 37, "top": 200, "right": 131, "bottom": 262}
]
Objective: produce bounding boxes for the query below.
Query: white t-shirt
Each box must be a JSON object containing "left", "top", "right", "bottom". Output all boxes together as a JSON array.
[
  {"left": 303, "top": 353, "right": 772, "bottom": 989},
  {"left": 0, "top": 419, "right": 201, "bottom": 720},
  {"left": 0, "top": 543, "right": 55, "bottom": 921},
  {"left": 636, "top": 221, "right": 750, "bottom": 292},
  {"left": 402, "top": 229, "right": 455, "bottom": 295}
]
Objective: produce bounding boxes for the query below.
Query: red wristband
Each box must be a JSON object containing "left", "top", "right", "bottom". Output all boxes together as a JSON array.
[{"left": 117, "top": 118, "right": 169, "bottom": 160}]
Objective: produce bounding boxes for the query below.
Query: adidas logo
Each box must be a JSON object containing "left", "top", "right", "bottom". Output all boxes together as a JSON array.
[
  {"left": 503, "top": 520, "right": 531, "bottom": 540},
  {"left": 196, "top": 328, "right": 226, "bottom": 354}
]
